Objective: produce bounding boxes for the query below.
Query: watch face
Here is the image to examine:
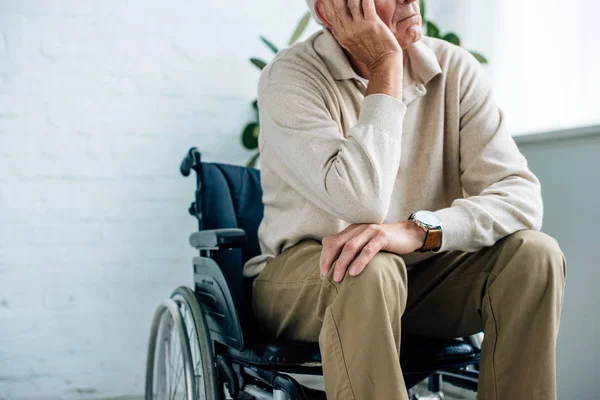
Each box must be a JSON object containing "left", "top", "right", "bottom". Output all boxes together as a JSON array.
[{"left": 415, "top": 210, "right": 442, "bottom": 227}]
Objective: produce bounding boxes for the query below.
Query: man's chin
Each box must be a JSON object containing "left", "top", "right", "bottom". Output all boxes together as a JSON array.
[{"left": 397, "top": 28, "right": 422, "bottom": 49}]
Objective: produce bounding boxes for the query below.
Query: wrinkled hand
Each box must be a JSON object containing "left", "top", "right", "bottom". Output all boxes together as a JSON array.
[
  {"left": 316, "top": 0, "right": 402, "bottom": 72},
  {"left": 320, "top": 221, "right": 426, "bottom": 282}
]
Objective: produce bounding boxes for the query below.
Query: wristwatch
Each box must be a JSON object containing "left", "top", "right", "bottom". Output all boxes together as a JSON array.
[{"left": 408, "top": 210, "right": 444, "bottom": 252}]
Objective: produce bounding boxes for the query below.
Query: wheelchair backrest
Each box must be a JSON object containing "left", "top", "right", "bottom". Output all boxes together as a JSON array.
[
  {"left": 190, "top": 159, "right": 268, "bottom": 347},
  {"left": 199, "top": 162, "right": 264, "bottom": 263}
]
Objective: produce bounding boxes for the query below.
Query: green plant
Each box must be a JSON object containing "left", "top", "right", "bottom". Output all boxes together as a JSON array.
[
  {"left": 241, "top": 3, "right": 488, "bottom": 167},
  {"left": 241, "top": 12, "right": 312, "bottom": 168},
  {"left": 420, "top": 0, "right": 488, "bottom": 64}
]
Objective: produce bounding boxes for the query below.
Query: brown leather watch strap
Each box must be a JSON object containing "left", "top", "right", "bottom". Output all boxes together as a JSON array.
[{"left": 421, "top": 228, "right": 442, "bottom": 252}]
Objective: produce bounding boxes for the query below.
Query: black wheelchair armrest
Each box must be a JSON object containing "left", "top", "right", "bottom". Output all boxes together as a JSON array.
[{"left": 189, "top": 228, "right": 247, "bottom": 250}]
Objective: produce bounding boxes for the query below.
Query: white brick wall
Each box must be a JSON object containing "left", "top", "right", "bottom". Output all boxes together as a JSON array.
[
  {"left": 0, "top": 1, "right": 499, "bottom": 398},
  {"left": 0, "top": 1, "right": 318, "bottom": 399}
]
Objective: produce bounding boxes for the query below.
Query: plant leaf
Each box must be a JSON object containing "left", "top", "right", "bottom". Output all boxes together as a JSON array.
[
  {"left": 246, "top": 152, "right": 261, "bottom": 168},
  {"left": 260, "top": 36, "right": 279, "bottom": 53},
  {"left": 250, "top": 58, "right": 267, "bottom": 70},
  {"left": 469, "top": 51, "right": 488, "bottom": 64},
  {"left": 288, "top": 12, "right": 311, "bottom": 46},
  {"left": 426, "top": 21, "right": 440, "bottom": 38},
  {"left": 252, "top": 99, "right": 258, "bottom": 111},
  {"left": 420, "top": 0, "right": 426, "bottom": 22},
  {"left": 442, "top": 32, "right": 461, "bottom": 46},
  {"left": 242, "top": 122, "right": 260, "bottom": 150}
]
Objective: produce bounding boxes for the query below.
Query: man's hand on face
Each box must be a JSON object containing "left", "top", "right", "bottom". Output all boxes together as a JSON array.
[
  {"left": 320, "top": 221, "right": 427, "bottom": 282},
  {"left": 316, "top": 0, "right": 403, "bottom": 73}
]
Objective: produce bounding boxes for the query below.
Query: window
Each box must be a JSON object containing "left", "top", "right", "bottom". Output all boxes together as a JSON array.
[{"left": 434, "top": 0, "right": 600, "bottom": 135}]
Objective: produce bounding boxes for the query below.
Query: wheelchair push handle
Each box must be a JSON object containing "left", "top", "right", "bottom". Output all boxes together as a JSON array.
[{"left": 180, "top": 147, "right": 202, "bottom": 177}]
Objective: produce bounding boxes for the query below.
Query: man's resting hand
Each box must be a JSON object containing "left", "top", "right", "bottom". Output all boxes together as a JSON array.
[{"left": 320, "top": 221, "right": 426, "bottom": 282}]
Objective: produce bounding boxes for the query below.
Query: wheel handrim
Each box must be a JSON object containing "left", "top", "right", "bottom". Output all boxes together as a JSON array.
[
  {"left": 173, "top": 295, "right": 207, "bottom": 400},
  {"left": 148, "top": 300, "right": 195, "bottom": 400},
  {"left": 163, "top": 316, "right": 188, "bottom": 399}
]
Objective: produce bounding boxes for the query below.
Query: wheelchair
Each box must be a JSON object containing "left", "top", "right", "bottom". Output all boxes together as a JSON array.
[{"left": 144, "top": 148, "right": 482, "bottom": 400}]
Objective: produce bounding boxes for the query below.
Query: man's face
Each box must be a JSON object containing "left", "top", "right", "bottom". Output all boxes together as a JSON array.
[{"left": 375, "top": 0, "right": 422, "bottom": 49}]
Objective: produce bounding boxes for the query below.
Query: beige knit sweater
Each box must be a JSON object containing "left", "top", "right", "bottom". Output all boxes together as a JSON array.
[{"left": 242, "top": 29, "right": 543, "bottom": 278}]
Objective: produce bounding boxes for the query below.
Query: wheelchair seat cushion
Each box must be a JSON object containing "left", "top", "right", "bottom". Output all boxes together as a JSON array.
[
  {"left": 225, "top": 340, "right": 322, "bottom": 367},
  {"left": 224, "top": 335, "right": 479, "bottom": 370}
]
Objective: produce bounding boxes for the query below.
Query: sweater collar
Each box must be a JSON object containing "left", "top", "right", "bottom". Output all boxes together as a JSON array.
[{"left": 314, "top": 28, "right": 442, "bottom": 90}]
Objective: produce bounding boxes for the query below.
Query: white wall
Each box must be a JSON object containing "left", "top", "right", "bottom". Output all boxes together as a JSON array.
[
  {"left": 492, "top": 0, "right": 600, "bottom": 134},
  {"left": 0, "top": 1, "right": 318, "bottom": 399},
  {"left": 516, "top": 128, "right": 600, "bottom": 399},
  {"left": 434, "top": 0, "right": 600, "bottom": 135}
]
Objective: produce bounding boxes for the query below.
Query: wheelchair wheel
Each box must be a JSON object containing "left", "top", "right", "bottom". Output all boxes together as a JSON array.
[
  {"left": 146, "top": 297, "right": 195, "bottom": 399},
  {"left": 171, "top": 286, "right": 222, "bottom": 400},
  {"left": 145, "top": 287, "right": 222, "bottom": 400}
]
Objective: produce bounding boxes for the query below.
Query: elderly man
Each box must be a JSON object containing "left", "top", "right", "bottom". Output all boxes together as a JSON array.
[{"left": 243, "top": 0, "right": 566, "bottom": 398}]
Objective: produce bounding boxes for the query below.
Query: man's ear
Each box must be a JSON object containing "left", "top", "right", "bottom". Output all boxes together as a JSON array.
[{"left": 315, "top": 0, "right": 333, "bottom": 29}]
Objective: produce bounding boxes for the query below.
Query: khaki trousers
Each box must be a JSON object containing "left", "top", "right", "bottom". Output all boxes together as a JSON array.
[{"left": 252, "top": 230, "right": 566, "bottom": 400}]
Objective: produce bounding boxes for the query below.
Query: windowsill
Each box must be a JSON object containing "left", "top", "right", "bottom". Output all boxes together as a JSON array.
[{"left": 513, "top": 124, "right": 600, "bottom": 146}]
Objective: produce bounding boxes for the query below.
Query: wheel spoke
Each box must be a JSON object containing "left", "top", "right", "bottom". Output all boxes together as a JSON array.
[
  {"left": 173, "top": 339, "right": 179, "bottom": 399},
  {"left": 155, "top": 320, "right": 168, "bottom": 399},
  {"left": 171, "top": 359, "right": 184, "bottom": 400},
  {"left": 180, "top": 302, "right": 205, "bottom": 398},
  {"left": 170, "top": 330, "right": 183, "bottom": 400},
  {"left": 170, "top": 325, "right": 182, "bottom": 400},
  {"left": 155, "top": 290, "right": 214, "bottom": 400},
  {"left": 149, "top": 294, "right": 213, "bottom": 400},
  {"left": 166, "top": 338, "right": 172, "bottom": 399},
  {"left": 174, "top": 323, "right": 188, "bottom": 400},
  {"left": 180, "top": 306, "right": 196, "bottom": 368}
]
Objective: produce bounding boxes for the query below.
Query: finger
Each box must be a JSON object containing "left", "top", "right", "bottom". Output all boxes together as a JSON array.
[
  {"left": 319, "top": 0, "right": 346, "bottom": 30},
  {"left": 335, "top": 223, "right": 368, "bottom": 244},
  {"left": 362, "top": 0, "right": 376, "bottom": 19},
  {"left": 330, "top": 0, "right": 352, "bottom": 25},
  {"left": 347, "top": 0, "right": 363, "bottom": 20},
  {"left": 320, "top": 237, "right": 341, "bottom": 277},
  {"left": 332, "top": 227, "right": 374, "bottom": 282},
  {"left": 348, "top": 232, "right": 386, "bottom": 276},
  {"left": 319, "top": 224, "right": 363, "bottom": 276}
]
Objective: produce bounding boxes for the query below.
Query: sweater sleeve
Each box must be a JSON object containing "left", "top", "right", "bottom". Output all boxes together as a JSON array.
[
  {"left": 434, "top": 53, "right": 543, "bottom": 252},
  {"left": 258, "top": 77, "right": 407, "bottom": 224}
]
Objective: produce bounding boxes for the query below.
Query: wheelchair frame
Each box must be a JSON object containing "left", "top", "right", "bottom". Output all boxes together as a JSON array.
[{"left": 144, "top": 148, "right": 482, "bottom": 400}]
